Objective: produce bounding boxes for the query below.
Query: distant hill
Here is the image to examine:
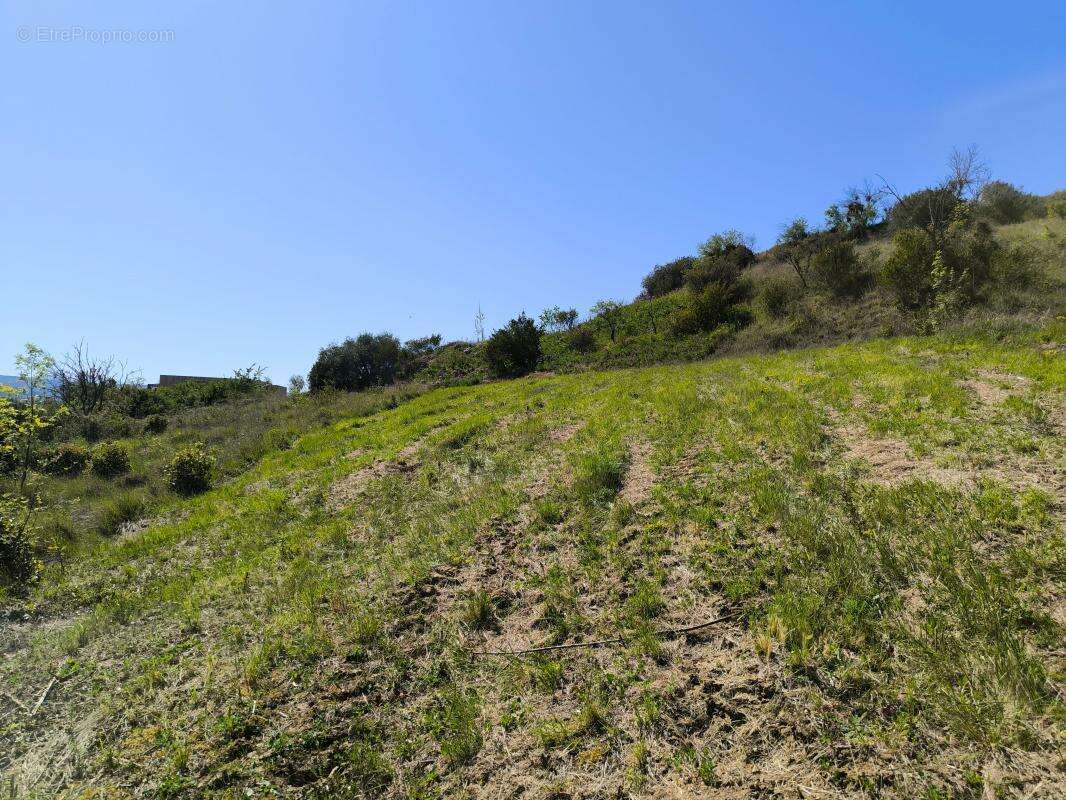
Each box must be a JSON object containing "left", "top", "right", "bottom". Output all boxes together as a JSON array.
[{"left": 0, "top": 374, "right": 59, "bottom": 396}]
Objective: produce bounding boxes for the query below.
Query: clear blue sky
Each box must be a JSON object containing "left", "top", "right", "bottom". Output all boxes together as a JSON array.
[{"left": 3, "top": 1, "right": 1065, "bottom": 384}]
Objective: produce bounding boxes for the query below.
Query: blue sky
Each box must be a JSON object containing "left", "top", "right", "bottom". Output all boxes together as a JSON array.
[{"left": 3, "top": 1, "right": 1065, "bottom": 384}]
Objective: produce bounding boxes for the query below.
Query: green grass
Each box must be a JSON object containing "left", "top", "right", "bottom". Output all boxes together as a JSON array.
[
  {"left": 1, "top": 322, "right": 1063, "bottom": 798},
  {"left": 1, "top": 383, "right": 426, "bottom": 600}
]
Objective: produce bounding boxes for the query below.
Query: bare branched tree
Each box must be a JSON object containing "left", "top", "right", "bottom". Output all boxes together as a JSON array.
[
  {"left": 52, "top": 340, "right": 138, "bottom": 416},
  {"left": 877, "top": 146, "right": 989, "bottom": 248},
  {"left": 474, "top": 306, "right": 486, "bottom": 342},
  {"left": 946, "top": 145, "right": 990, "bottom": 201}
]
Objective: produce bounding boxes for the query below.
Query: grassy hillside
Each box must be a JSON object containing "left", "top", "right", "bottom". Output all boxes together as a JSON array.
[
  {"left": 423, "top": 211, "right": 1066, "bottom": 380},
  {"left": 2, "top": 322, "right": 1063, "bottom": 798},
  {"left": 7, "top": 385, "right": 426, "bottom": 577}
]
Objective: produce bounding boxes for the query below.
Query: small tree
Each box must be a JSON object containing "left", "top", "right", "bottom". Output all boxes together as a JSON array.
[
  {"left": 308, "top": 334, "right": 403, "bottom": 392},
  {"left": 777, "top": 218, "right": 816, "bottom": 289},
  {"left": 824, "top": 185, "right": 881, "bottom": 238},
  {"left": 590, "top": 300, "right": 624, "bottom": 343},
  {"left": 483, "top": 314, "right": 542, "bottom": 378},
  {"left": 879, "top": 148, "right": 999, "bottom": 313},
  {"left": 231, "top": 364, "right": 270, "bottom": 393},
  {"left": 287, "top": 375, "right": 306, "bottom": 395},
  {"left": 539, "top": 307, "right": 578, "bottom": 332},
  {"left": 12, "top": 344, "right": 56, "bottom": 494},
  {"left": 698, "top": 229, "right": 755, "bottom": 260},
  {"left": 880, "top": 146, "right": 989, "bottom": 249}
]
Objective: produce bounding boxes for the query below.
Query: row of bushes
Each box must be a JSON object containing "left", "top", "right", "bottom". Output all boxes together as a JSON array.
[
  {"left": 114, "top": 375, "right": 274, "bottom": 419},
  {"left": 304, "top": 174, "right": 1057, "bottom": 393},
  {"left": 38, "top": 440, "right": 213, "bottom": 495}
]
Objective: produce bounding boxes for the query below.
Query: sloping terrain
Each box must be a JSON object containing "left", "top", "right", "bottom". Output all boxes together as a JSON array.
[{"left": 2, "top": 325, "right": 1064, "bottom": 798}]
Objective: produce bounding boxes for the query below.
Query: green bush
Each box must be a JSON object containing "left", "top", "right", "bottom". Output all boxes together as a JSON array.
[
  {"left": 670, "top": 283, "right": 739, "bottom": 336},
  {"left": 0, "top": 499, "right": 35, "bottom": 583},
  {"left": 567, "top": 326, "right": 596, "bottom": 353},
  {"left": 990, "top": 243, "right": 1039, "bottom": 291},
  {"left": 484, "top": 314, "right": 542, "bottom": 378},
  {"left": 976, "top": 181, "right": 1044, "bottom": 224},
  {"left": 755, "top": 277, "right": 796, "bottom": 319},
  {"left": 81, "top": 415, "right": 104, "bottom": 443},
  {"left": 886, "top": 186, "right": 958, "bottom": 231},
  {"left": 686, "top": 250, "right": 755, "bottom": 293},
  {"left": 90, "top": 442, "right": 131, "bottom": 478},
  {"left": 165, "top": 444, "right": 214, "bottom": 496},
  {"left": 642, "top": 256, "right": 694, "bottom": 298},
  {"left": 1048, "top": 198, "right": 1066, "bottom": 219},
  {"left": 809, "top": 241, "right": 871, "bottom": 299},
  {"left": 308, "top": 333, "right": 402, "bottom": 392},
  {"left": 145, "top": 414, "right": 168, "bottom": 435},
  {"left": 262, "top": 427, "right": 298, "bottom": 451},
  {"left": 882, "top": 214, "right": 999, "bottom": 310},
  {"left": 43, "top": 442, "right": 90, "bottom": 476}
]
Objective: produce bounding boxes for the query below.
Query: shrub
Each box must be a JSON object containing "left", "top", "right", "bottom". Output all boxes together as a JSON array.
[
  {"left": 698, "top": 230, "right": 756, "bottom": 262},
  {"left": 44, "top": 443, "right": 90, "bottom": 476},
  {"left": 1048, "top": 198, "right": 1066, "bottom": 219},
  {"left": 90, "top": 442, "right": 131, "bottom": 478},
  {"left": 262, "top": 427, "right": 298, "bottom": 451},
  {"left": 976, "top": 181, "right": 1043, "bottom": 224},
  {"left": 0, "top": 499, "right": 35, "bottom": 583},
  {"left": 670, "top": 282, "right": 740, "bottom": 336},
  {"left": 309, "top": 333, "right": 402, "bottom": 392},
  {"left": 590, "top": 300, "right": 624, "bottom": 342},
  {"left": 756, "top": 277, "right": 796, "bottom": 319},
  {"left": 484, "top": 314, "right": 542, "bottom": 378},
  {"left": 886, "top": 186, "right": 959, "bottom": 231},
  {"left": 145, "top": 414, "right": 168, "bottom": 435},
  {"left": 881, "top": 214, "right": 999, "bottom": 310},
  {"left": 642, "top": 256, "right": 694, "bottom": 298},
  {"left": 990, "top": 243, "right": 1039, "bottom": 291},
  {"left": 567, "top": 327, "right": 596, "bottom": 353},
  {"left": 688, "top": 242, "right": 756, "bottom": 292},
  {"left": 809, "top": 241, "right": 871, "bottom": 299},
  {"left": 882, "top": 227, "right": 938, "bottom": 309},
  {"left": 684, "top": 261, "right": 716, "bottom": 292},
  {"left": 165, "top": 444, "right": 214, "bottom": 496},
  {"left": 81, "top": 415, "right": 104, "bottom": 443}
]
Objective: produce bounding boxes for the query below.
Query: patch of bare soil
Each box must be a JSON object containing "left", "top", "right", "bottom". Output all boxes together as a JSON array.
[
  {"left": 328, "top": 440, "right": 423, "bottom": 509},
  {"left": 0, "top": 607, "right": 181, "bottom": 794},
  {"left": 550, "top": 423, "right": 583, "bottom": 444},
  {"left": 962, "top": 369, "right": 1032, "bottom": 408},
  {"left": 619, "top": 440, "right": 655, "bottom": 508},
  {"left": 836, "top": 423, "right": 1065, "bottom": 498},
  {"left": 838, "top": 425, "right": 973, "bottom": 487},
  {"left": 116, "top": 508, "right": 191, "bottom": 541}
]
